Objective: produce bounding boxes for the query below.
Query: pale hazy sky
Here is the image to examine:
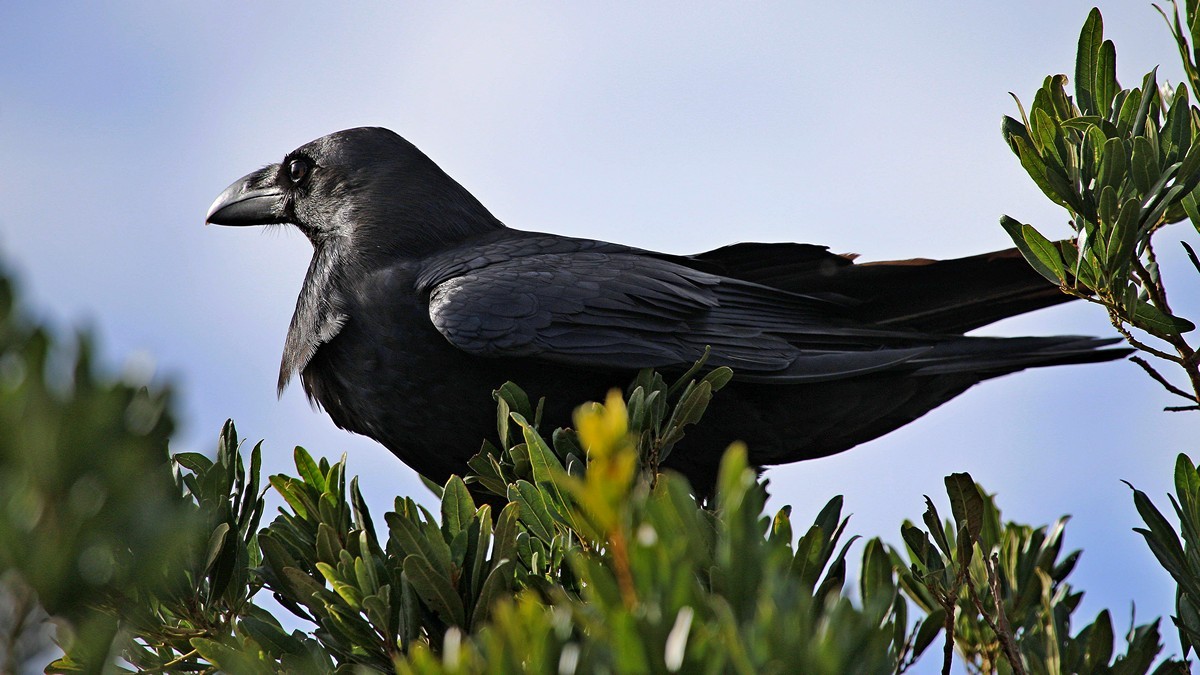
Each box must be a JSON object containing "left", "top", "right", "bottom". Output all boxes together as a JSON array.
[{"left": 2, "top": 3, "right": 1196, "bottom": 667}]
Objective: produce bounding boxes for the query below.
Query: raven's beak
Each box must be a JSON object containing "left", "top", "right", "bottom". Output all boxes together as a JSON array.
[{"left": 206, "top": 168, "right": 289, "bottom": 226}]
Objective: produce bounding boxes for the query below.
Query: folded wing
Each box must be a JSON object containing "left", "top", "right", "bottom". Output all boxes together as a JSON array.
[{"left": 423, "top": 250, "right": 957, "bottom": 382}]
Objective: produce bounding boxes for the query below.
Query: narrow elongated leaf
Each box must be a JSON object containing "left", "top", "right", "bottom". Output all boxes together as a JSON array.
[
  {"left": 403, "top": 554, "right": 466, "bottom": 626},
  {"left": 510, "top": 480, "right": 554, "bottom": 540},
  {"left": 901, "top": 522, "right": 933, "bottom": 571},
  {"left": 915, "top": 608, "right": 946, "bottom": 655},
  {"left": 1002, "top": 115, "right": 1033, "bottom": 155},
  {"left": 294, "top": 446, "right": 325, "bottom": 491},
  {"left": 470, "top": 559, "right": 514, "bottom": 629},
  {"left": 386, "top": 504, "right": 451, "bottom": 571},
  {"left": 1000, "top": 216, "right": 1066, "bottom": 283},
  {"left": 1131, "top": 136, "right": 1158, "bottom": 194},
  {"left": 239, "top": 616, "right": 307, "bottom": 657},
  {"left": 315, "top": 522, "right": 341, "bottom": 565},
  {"left": 1012, "top": 137, "right": 1078, "bottom": 209},
  {"left": 440, "top": 476, "right": 474, "bottom": 539},
  {"left": 1095, "top": 38, "right": 1118, "bottom": 114},
  {"left": 792, "top": 524, "right": 828, "bottom": 590},
  {"left": 1117, "top": 89, "right": 1143, "bottom": 134},
  {"left": 1107, "top": 196, "right": 1139, "bottom": 265},
  {"left": 191, "top": 637, "right": 263, "bottom": 672},
  {"left": 1131, "top": 300, "right": 1196, "bottom": 335},
  {"left": 1128, "top": 482, "right": 1189, "bottom": 581},
  {"left": 920, "top": 497, "right": 953, "bottom": 564},
  {"left": 491, "top": 502, "right": 521, "bottom": 570},
  {"left": 174, "top": 452, "right": 213, "bottom": 475},
  {"left": 1096, "top": 137, "right": 1128, "bottom": 193},
  {"left": 945, "top": 473, "right": 984, "bottom": 545},
  {"left": 1131, "top": 68, "right": 1159, "bottom": 137},
  {"left": 204, "top": 522, "right": 232, "bottom": 575},
  {"left": 1075, "top": 8, "right": 1103, "bottom": 114}
]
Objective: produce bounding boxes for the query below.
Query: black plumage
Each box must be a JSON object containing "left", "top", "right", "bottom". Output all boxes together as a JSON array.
[{"left": 206, "top": 127, "right": 1128, "bottom": 494}]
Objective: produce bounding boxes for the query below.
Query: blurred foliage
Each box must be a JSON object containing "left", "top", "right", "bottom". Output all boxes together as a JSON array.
[
  {"left": 0, "top": 258, "right": 196, "bottom": 670},
  {"left": 1002, "top": 5, "right": 1200, "bottom": 410}
]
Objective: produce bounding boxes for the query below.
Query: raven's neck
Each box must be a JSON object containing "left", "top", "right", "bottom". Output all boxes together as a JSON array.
[
  {"left": 279, "top": 241, "right": 349, "bottom": 393},
  {"left": 340, "top": 166, "right": 507, "bottom": 265}
]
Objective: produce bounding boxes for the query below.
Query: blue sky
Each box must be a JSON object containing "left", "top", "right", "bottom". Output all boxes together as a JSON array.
[{"left": 2, "top": 2, "right": 1197, "bottom": 667}]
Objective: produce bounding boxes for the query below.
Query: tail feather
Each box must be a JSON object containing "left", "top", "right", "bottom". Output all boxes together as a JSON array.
[
  {"left": 687, "top": 243, "right": 1069, "bottom": 334},
  {"left": 914, "top": 336, "right": 1130, "bottom": 376}
]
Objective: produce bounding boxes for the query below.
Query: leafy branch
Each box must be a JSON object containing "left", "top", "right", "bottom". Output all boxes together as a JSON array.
[{"left": 1002, "top": 7, "right": 1200, "bottom": 410}]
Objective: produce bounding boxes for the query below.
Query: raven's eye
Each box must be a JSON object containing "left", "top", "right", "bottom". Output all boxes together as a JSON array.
[{"left": 287, "top": 158, "right": 310, "bottom": 185}]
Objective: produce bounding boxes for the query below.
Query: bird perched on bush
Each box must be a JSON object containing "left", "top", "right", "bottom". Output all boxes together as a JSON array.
[{"left": 207, "top": 127, "right": 1126, "bottom": 495}]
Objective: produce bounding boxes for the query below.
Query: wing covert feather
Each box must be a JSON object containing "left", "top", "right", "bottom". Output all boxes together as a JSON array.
[{"left": 425, "top": 251, "right": 933, "bottom": 381}]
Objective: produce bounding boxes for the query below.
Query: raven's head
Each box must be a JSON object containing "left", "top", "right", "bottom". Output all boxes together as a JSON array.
[
  {"left": 207, "top": 127, "right": 505, "bottom": 392},
  {"left": 206, "top": 127, "right": 503, "bottom": 261}
]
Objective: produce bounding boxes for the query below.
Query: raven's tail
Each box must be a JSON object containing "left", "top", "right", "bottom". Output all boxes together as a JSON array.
[
  {"left": 689, "top": 244, "right": 1069, "bottom": 334},
  {"left": 912, "top": 335, "right": 1130, "bottom": 377}
]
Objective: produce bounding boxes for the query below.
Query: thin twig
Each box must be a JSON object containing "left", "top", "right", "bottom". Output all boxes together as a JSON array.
[
  {"left": 1130, "top": 254, "right": 1200, "bottom": 401},
  {"left": 1142, "top": 238, "right": 1169, "bottom": 309},
  {"left": 1129, "top": 355, "right": 1199, "bottom": 403},
  {"left": 140, "top": 647, "right": 200, "bottom": 673},
  {"left": 1107, "top": 309, "right": 1183, "bottom": 362},
  {"left": 984, "top": 552, "right": 1025, "bottom": 675},
  {"left": 608, "top": 529, "right": 638, "bottom": 610}
]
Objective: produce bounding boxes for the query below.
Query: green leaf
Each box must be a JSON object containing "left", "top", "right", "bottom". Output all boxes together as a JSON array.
[
  {"left": 386, "top": 501, "right": 452, "bottom": 570},
  {"left": 190, "top": 637, "right": 264, "bottom": 672},
  {"left": 515, "top": 413, "right": 565, "bottom": 487},
  {"left": 945, "top": 474, "right": 983, "bottom": 543},
  {"left": 1002, "top": 114, "right": 1033, "bottom": 155},
  {"left": 914, "top": 608, "right": 946, "bottom": 655},
  {"left": 1131, "top": 300, "right": 1196, "bottom": 336},
  {"left": 919, "top": 497, "right": 952, "bottom": 565},
  {"left": 440, "top": 475, "right": 475, "bottom": 538},
  {"left": 510, "top": 480, "right": 554, "bottom": 540},
  {"left": 203, "top": 523, "right": 231, "bottom": 574},
  {"left": 404, "top": 554, "right": 466, "bottom": 626},
  {"left": 173, "top": 452, "right": 213, "bottom": 475},
  {"left": 1128, "top": 482, "right": 1189, "bottom": 582},
  {"left": 1131, "top": 68, "right": 1159, "bottom": 138},
  {"left": 293, "top": 446, "right": 325, "bottom": 491},
  {"left": 470, "top": 558, "right": 514, "bottom": 629},
  {"left": 1000, "top": 216, "right": 1066, "bottom": 283},
  {"left": 1075, "top": 8, "right": 1104, "bottom": 115},
  {"left": 1011, "top": 136, "right": 1078, "bottom": 210},
  {"left": 859, "top": 537, "right": 895, "bottom": 604},
  {"left": 1107, "top": 197, "right": 1141, "bottom": 272},
  {"left": 1131, "top": 136, "right": 1158, "bottom": 194},
  {"left": 1096, "top": 39, "right": 1118, "bottom": 114},
  {"left": 1096, "top": 137, "right": 1128, "bottom": 193},
  {"left": 491, "top": 502, "right": 521, "bottom": 570},
  {"left": 901, "top": 522, "right": 934, "bottom": 571},
  {"left": 792, "top": 524, "right": 828, "bottom": 590},
  {"left": 1081, "top": 609, "right": 1116, "bottom": 670},
  {"left": 1117, "top": 88, "right": 1142, "bottom": 134},
  {"left": 701, "top": 365, "right": 734, "bottom": 392},
  {"left": 945, "top": 473, "right": 983, "bottom": 568},
  {"left": 315, "top": 522, "right": 341, "bottom": 565}
]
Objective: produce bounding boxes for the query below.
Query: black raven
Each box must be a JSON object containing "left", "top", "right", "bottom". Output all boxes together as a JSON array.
[{"left": 207, "top": 127, "right": 1127, "bottom": 494}]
